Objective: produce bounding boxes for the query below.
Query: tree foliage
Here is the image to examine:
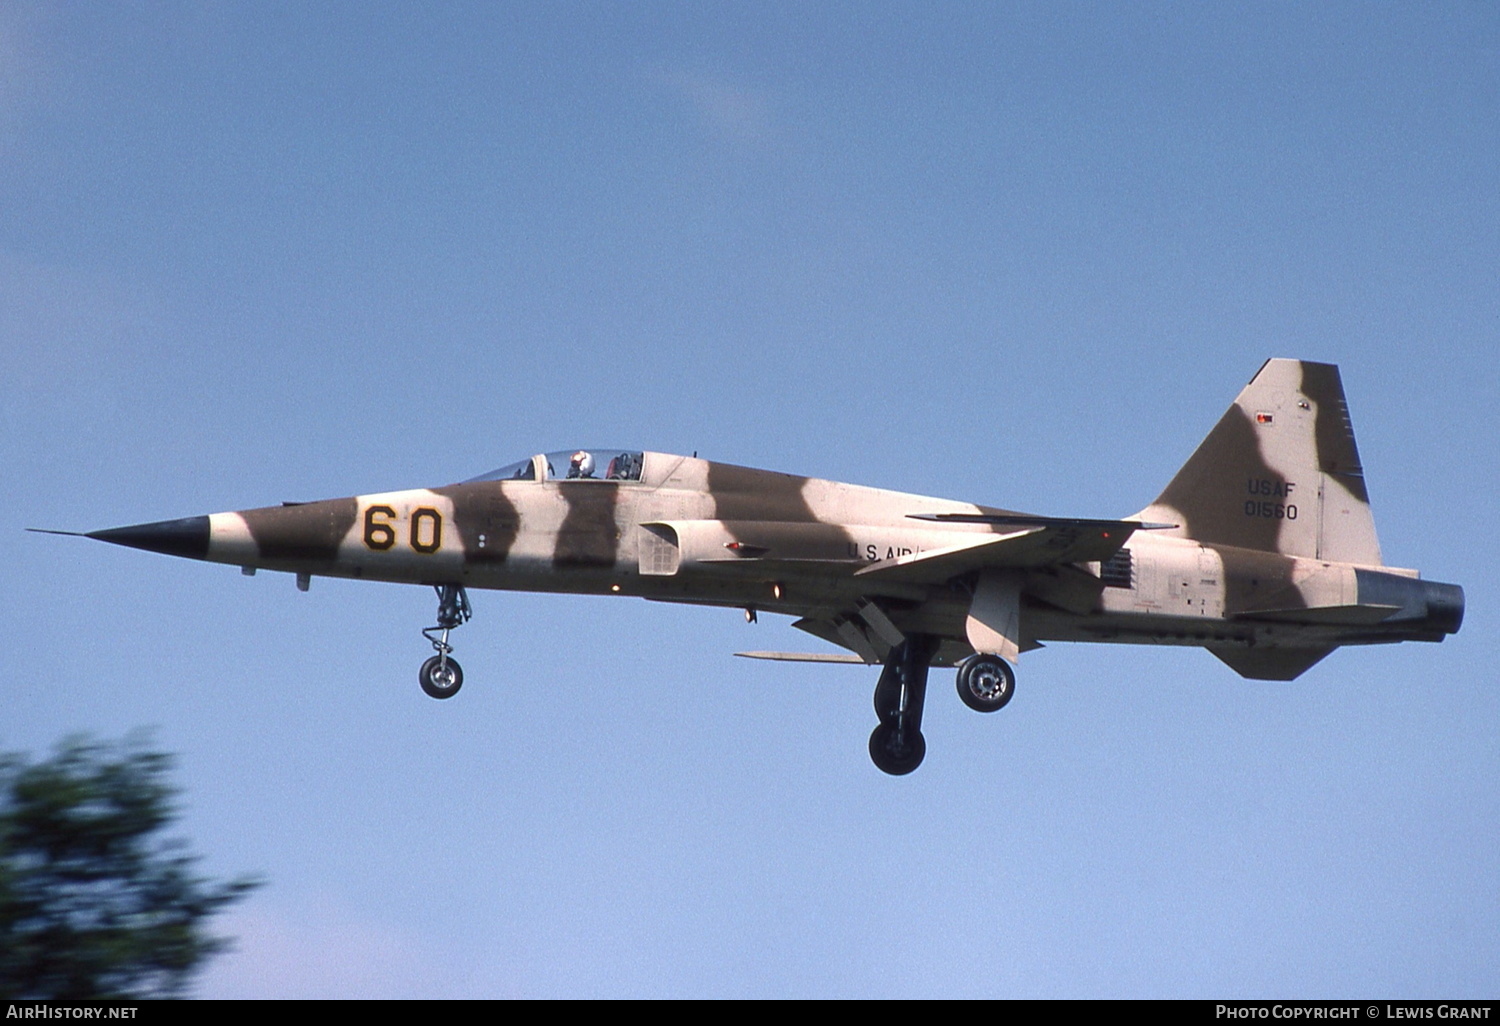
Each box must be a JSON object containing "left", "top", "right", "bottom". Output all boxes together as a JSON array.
[{"left": 0, "top": 735, "right": 259, "bottom": 999}]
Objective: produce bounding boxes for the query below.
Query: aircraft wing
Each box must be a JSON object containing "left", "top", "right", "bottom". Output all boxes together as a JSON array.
[
  {"left": 852, "top": 515, "right": 1171, "bottom": 585},
  {"left": 850, "top": 530, "right": 1041, "bottom": 583},
  {"left": 733, "top": 651, "right": 868, "bottom": 664}
]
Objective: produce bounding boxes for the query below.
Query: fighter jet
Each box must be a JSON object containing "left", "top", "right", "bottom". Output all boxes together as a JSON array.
[{"left": 52, "top": 359, "right": 1463, "bottom": 774}]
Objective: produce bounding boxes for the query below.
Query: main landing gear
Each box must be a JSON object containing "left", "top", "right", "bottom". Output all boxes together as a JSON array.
[
  {"left": 867, "top": 645, "right": 1019, "bottom": 775},
  {"left": 419, "top": 584, "right": 471, "bottom": 699},
  {"left": 868, "top": 635, "right": 938, "bottom": 776},
  {"left": 955, "top": 653, "right": 1015, "bottom": 713}
]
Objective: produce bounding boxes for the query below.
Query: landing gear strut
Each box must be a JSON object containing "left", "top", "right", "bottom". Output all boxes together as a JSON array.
[
  {"left": 868, "top": 635, "right": 937, "bottom": 775},
  {"left": 419, "top": 584, "right": 471, "bottom": 699}
]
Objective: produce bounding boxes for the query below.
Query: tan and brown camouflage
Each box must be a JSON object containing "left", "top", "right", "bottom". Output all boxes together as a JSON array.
[{"left": 72, "top": 359, "right": 1463, "bottom": 774}]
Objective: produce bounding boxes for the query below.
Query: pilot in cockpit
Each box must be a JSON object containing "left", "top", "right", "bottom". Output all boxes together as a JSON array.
[{"left": 568, "top": 450, "right": 595, "bottom": 479}]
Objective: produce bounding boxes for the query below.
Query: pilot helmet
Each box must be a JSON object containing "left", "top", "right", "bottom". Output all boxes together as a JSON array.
[{"left": 570, "top": 450, "right": 595, "bottom": 478}]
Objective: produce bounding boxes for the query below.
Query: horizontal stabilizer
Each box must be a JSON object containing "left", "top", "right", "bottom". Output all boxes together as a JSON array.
[
  {"left": 1233, "top": 604, "right": 1403, "bottom": 626},
  {"left": 1208, "top": 646, "right": 1336, "bottom": 681},
  {"left": 734, "top": 651, "right": 867, "bottom": 664}
]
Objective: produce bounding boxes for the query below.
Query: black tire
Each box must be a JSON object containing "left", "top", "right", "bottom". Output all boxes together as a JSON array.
[
  {"left": 956, "top": 654, "right": 1014, "bottom": 713},
  {"left": 868, "top": 723, "right": 926, "bottom": 776},
  {"left": 419, "top": 655, "right": 463, "bottom": 699}
]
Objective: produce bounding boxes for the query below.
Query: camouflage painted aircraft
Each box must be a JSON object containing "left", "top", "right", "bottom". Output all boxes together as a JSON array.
[{"left": 51, "top": 359, "right": 1462, "bottom": 774}]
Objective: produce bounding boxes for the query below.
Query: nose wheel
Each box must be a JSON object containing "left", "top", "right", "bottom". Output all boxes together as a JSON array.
[
  {"left": 419, "top": 654, "right": 463, "bottom": 698},
  {"left": 419, "top": 584, "right": 471, "bottom": 700}
]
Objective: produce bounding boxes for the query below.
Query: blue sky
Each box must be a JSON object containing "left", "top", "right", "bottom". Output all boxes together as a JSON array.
[{"left": 2, "top": 2, "right": 1496, "bottom": 998}]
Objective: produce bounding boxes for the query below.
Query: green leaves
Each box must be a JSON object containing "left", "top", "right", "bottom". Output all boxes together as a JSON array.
[{"left": 0, "top": 735, "right": 259, "bottom": 999}]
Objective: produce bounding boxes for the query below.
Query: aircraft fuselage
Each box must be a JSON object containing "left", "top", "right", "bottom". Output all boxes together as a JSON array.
[
  {"left": 72, "top": 360, "right": 1465, "bottom": 774},
  {"left": 96, "top": 450, "right": 1460, "bottom": 672}
]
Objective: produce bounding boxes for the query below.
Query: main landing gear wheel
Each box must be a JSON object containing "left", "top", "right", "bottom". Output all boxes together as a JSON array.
[
  {"left": 419, "top": 655, "right": 463, "bottom": 699},
  {"left": 419, "top": 583, "right": 472, "bottom": 700},
  {"left": 868, "top": 723, "right": 926, "bottom": 776},
  {"left": 956, "top": 654, "right": 1015, "bottom": 713},
  {"left": 868, "top": 634, "right": 936, "bottom": 775}
]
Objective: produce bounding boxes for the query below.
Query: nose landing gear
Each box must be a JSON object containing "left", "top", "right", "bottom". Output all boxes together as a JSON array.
[
  {"left": 419, "top": 584, "right": 471, "bottom": 699},
  {"left": 868, "top": 635, "right": 936, "bottom": 775}
]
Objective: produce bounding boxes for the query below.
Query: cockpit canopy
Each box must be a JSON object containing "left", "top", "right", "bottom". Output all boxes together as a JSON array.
[{"left": 467, "top": 449, "right": 645, "bottom": 484}]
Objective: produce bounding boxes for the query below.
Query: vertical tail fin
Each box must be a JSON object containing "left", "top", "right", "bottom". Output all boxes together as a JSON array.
[{"left": 1135, "top": 359, "right": 1383, "bottom": 565}]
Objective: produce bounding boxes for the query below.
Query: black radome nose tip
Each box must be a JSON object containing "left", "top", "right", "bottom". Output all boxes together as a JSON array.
[{"left": 87, "top": 516, "right": 211, "bottom": 560}]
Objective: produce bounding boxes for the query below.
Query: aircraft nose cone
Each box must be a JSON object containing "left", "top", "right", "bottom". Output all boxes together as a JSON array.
[{"left": 87, "top": 516, "right": 211, "bottom": 560}]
